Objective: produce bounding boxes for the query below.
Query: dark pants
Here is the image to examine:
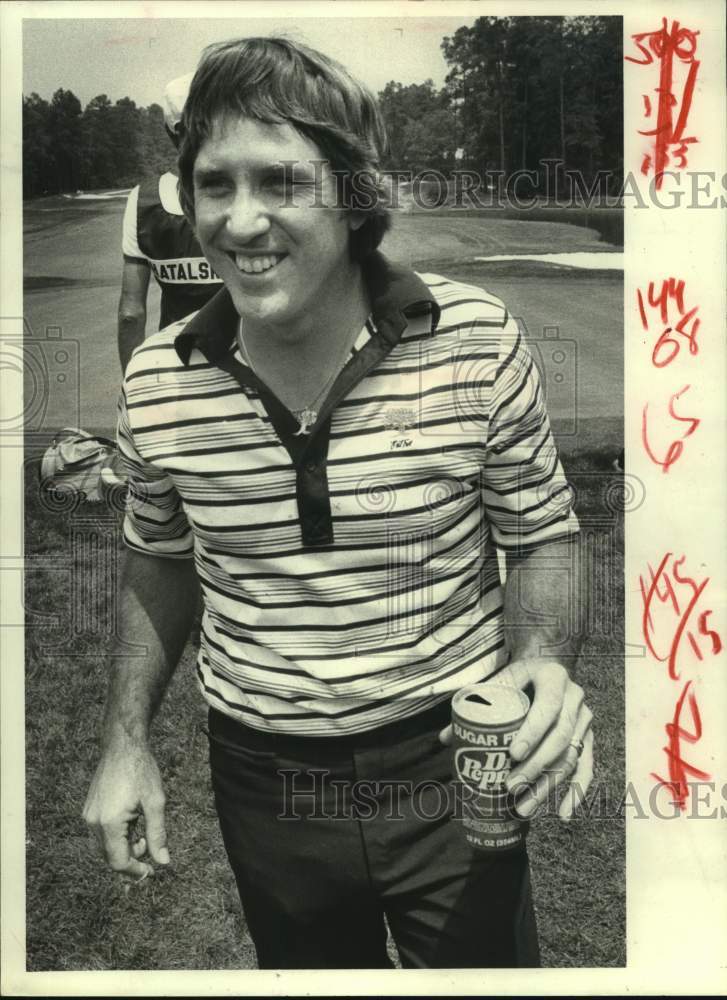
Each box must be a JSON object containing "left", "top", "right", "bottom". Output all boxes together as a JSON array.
[{"left": 207, "top": 701, "right": 540, "bottom": 970}]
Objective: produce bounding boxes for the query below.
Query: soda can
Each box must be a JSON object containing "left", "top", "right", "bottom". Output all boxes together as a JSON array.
[{"left": 451, "top": 682, "right": 531, "bottom": 852}]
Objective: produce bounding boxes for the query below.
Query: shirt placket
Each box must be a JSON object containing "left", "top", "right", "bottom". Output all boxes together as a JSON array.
[{"left": 212, "top": 322, "right": 407, "bottom": 548}]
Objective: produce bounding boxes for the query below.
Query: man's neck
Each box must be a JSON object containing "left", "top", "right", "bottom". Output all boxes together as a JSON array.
[
  {"left": 243, "top": 262, "right": 369, "bottom": 365},
  {"left": 238, "top": 263, "right": 370, "bottom": 411}
]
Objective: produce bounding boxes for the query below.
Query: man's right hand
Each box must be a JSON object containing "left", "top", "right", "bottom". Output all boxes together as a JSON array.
[
  {"left": 83, "top": 738, "right": 170, "bottom": 879},
  {"left": 83, "top": 550, "right": 198, "bottom": 877}
]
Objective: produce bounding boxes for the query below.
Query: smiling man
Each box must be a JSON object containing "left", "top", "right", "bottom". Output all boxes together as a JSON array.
[
  {"left": 84, "top": 36, "right": 593, "bottom": 970},
  {"left": 189, "top": 113, "right": 371, "bottom": 435}
]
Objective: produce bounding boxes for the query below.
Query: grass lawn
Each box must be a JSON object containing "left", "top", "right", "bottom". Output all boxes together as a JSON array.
[
  {"left": 23, "top": 467, "right": 254, "bottom": 970},
  {"left": 24, "top": 430, "right": 625, "bottom": 971}
]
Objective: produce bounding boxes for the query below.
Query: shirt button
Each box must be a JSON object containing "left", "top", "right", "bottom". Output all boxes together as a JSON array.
[{"left": 305, "top": 461, "right": 318, "bottom": 474}]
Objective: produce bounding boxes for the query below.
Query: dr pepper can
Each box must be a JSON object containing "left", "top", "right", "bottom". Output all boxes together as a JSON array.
[{"left": 451, "top": 682, "right": 531, "bottom": 852}]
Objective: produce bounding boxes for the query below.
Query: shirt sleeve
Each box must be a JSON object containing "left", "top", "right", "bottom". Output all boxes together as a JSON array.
[
  {"left": 121, "top": 185, "right": 145, "bottom": 260},
  {"left": 483, "top": 316, "right": 579, "bottom": 550},
  {"left": 117, "top": 383, "right": 194, "bottom": 558}
]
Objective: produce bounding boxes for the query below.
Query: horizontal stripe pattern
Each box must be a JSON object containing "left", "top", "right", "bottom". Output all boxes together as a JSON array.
[{"left": 119, "top": 271, "right": 579, "bottom": 735}]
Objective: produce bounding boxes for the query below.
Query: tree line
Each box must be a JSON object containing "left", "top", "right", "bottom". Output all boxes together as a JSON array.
[
  {"left": 23, "top": 90, "right": 175, "bottom": 198},
  {"left": 379, "top": 16, "right": 622, "bottom": 190},
  {"left": 23, "top": 15, "right": 622, "bottom": 200}
]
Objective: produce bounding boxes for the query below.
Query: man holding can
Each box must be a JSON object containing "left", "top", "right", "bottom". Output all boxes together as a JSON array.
[{"left": 83, "top": 36, "right": 593, "bottom": 969}]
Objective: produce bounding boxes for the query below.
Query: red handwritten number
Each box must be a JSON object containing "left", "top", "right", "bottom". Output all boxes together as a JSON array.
[
  {"left": 627, "top": 19, "right": 700, "bottom": 186},
  {"left": 667, "top": 385, "right": 700, "bottom": 435},
  {"left": 640, "top": 555, "right": 722, "bottom": 806},
  {"left": 637, "top": 279, "right": 700, "bottom": 366},
  {"left": 625, "top": 31, "right": 657, "bottom": 66},
  {"left": 629, "top": 25, "right": 715, "bottom": 816},
  {"left": 674, "top": 306, "right": 700, "bottom": 355},
  {"left": 648, "top": 278, "right": 685, "bottom": 323},
  {"left": 641, "top": 385, "right": 700, "bottom": 472},
  {"left": 697, "top": 611, "right": 723, "bottom": 656},
  {"left": 652, "top": 328, "right": 679, "bottom": 368},
  {"left": 651, "top": 681, "right": 711, "bottom": 810},
  {"left": 639, "top": 553, "right": 675, "bottom": 663},
  {"left": 672, "top": 140, "right": 696, "bottom": 169},
  {"left": 639, "top": 554, "right": 721, "bottom": 680},
  {"left": 666, "top": 556, "right": 710, "bottom": 681},
  {"left": 636, "top": 288, "right": 649, "bottom": 329}
]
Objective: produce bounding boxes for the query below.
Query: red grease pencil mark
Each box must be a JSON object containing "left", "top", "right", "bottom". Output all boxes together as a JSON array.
[
  {"left": 636, "top": 279, "right": 700, "bottom": 368},
  {"left": 640, "top": 552, "right": 676, "bottom": 664},
  {"left": 641, "top": 385, "right": 699, "bottom": 472},
  {"left": 640, "top": 555, "right": 722, "bottom": 810},
  {"left": 647, "top": 277, "right": 685, "bottom": 325},
  {"left": 697, "top": 610, "right": 722, "bottom": 657},
  {"left": 636, "top": 287, "right": 649, "bottom": 329},
  {"left": 667, "top": 385, "right": 700, "bottom": 433},
  {"left": 639, "top": 554, "right": 721, "bottom": 681},
  {"left": 626, "top": 19, "right": 700, "bottom": 187},
  {"left": 651, "top": 680, "right": 711, "bottom": 810}
]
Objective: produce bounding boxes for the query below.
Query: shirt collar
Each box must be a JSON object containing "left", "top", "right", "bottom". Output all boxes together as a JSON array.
[{"left": 174, "top": 251, "right": 441, "bottom": 366}]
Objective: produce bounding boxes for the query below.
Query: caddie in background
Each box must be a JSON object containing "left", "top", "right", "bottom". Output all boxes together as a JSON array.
[
  {"left": 85, "top": 36, "right": 594, "bottom": 969},
  {"left": 117, "top": 74, "right": 223, "bottom": 371}
]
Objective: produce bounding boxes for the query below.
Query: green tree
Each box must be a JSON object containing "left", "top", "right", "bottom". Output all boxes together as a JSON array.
[
  {"left": 22, "top": 93, "right": 53, "bottom": 197},
  {"left": 442, "top": 18, "right": 516, "bottom": 175},
  {"left": 587, "top": 16, "right": 623, "bottom": 188},
  {"left": 378, "top": 80, "right": 456, "bottom": 175},
  {"left": 442, "top": 16, "right": 623, "bottom": 188},
  {"left": 507, "top": 18, "right": 539, "bottom": 171},
  {"left": 109, "top": 97, "right": 142, "bottom": 186},
  {"left": 138, "top": 102, "right": 177, "bottom": 180},
  {"left": 47, "top": 88, "right": 83, "bottom": 193},
  {"left": 81, "top": 94, "right": 116, "bottom": 189}
]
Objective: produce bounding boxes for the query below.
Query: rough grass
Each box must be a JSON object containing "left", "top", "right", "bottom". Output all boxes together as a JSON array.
[
  {"left": 24, "top": 424, "right": 624, "bottom": 970},
  {"left": 528, "top": 443, "right": 626, "bottom": 968},
  {"left": 23, "top": 475, "right": 255, "bottom": 971},
  {"left": 405, "top": 203, "right": 624, "bottom": 248},
  {"left": 382, "top": 212, "right": 617, "bottom": 272}
]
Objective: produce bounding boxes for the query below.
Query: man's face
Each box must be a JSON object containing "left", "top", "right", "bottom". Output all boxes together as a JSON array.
[{"left": 193, "top": 114, "right": 359, "bottom": 339}]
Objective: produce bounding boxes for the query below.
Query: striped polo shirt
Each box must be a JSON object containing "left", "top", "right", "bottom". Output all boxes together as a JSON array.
[{"left": 119, "top": 252, "right": 579, "bottom": 736}]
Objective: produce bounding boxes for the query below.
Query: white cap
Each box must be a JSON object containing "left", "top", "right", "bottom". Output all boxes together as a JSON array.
[{"left": 163, "top": 73, "right": 194, "bottom": 131}]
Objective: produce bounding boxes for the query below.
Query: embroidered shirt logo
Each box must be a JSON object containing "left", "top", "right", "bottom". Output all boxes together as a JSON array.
[
  {"left": 384, "top": 407, "right": 417, "bottom": 434},
  {"left": 385, "top": 406, "right": 417, "bottom": 450}
]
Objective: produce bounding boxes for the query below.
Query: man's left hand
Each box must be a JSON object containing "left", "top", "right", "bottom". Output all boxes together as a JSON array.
[{"left": 440, "top": 658, "right": 593, "bottom": 822}]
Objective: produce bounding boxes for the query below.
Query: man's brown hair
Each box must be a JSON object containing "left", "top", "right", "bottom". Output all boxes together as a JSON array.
[{"left": 177, "top": 36, "right": 392, "bottom": 261}]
